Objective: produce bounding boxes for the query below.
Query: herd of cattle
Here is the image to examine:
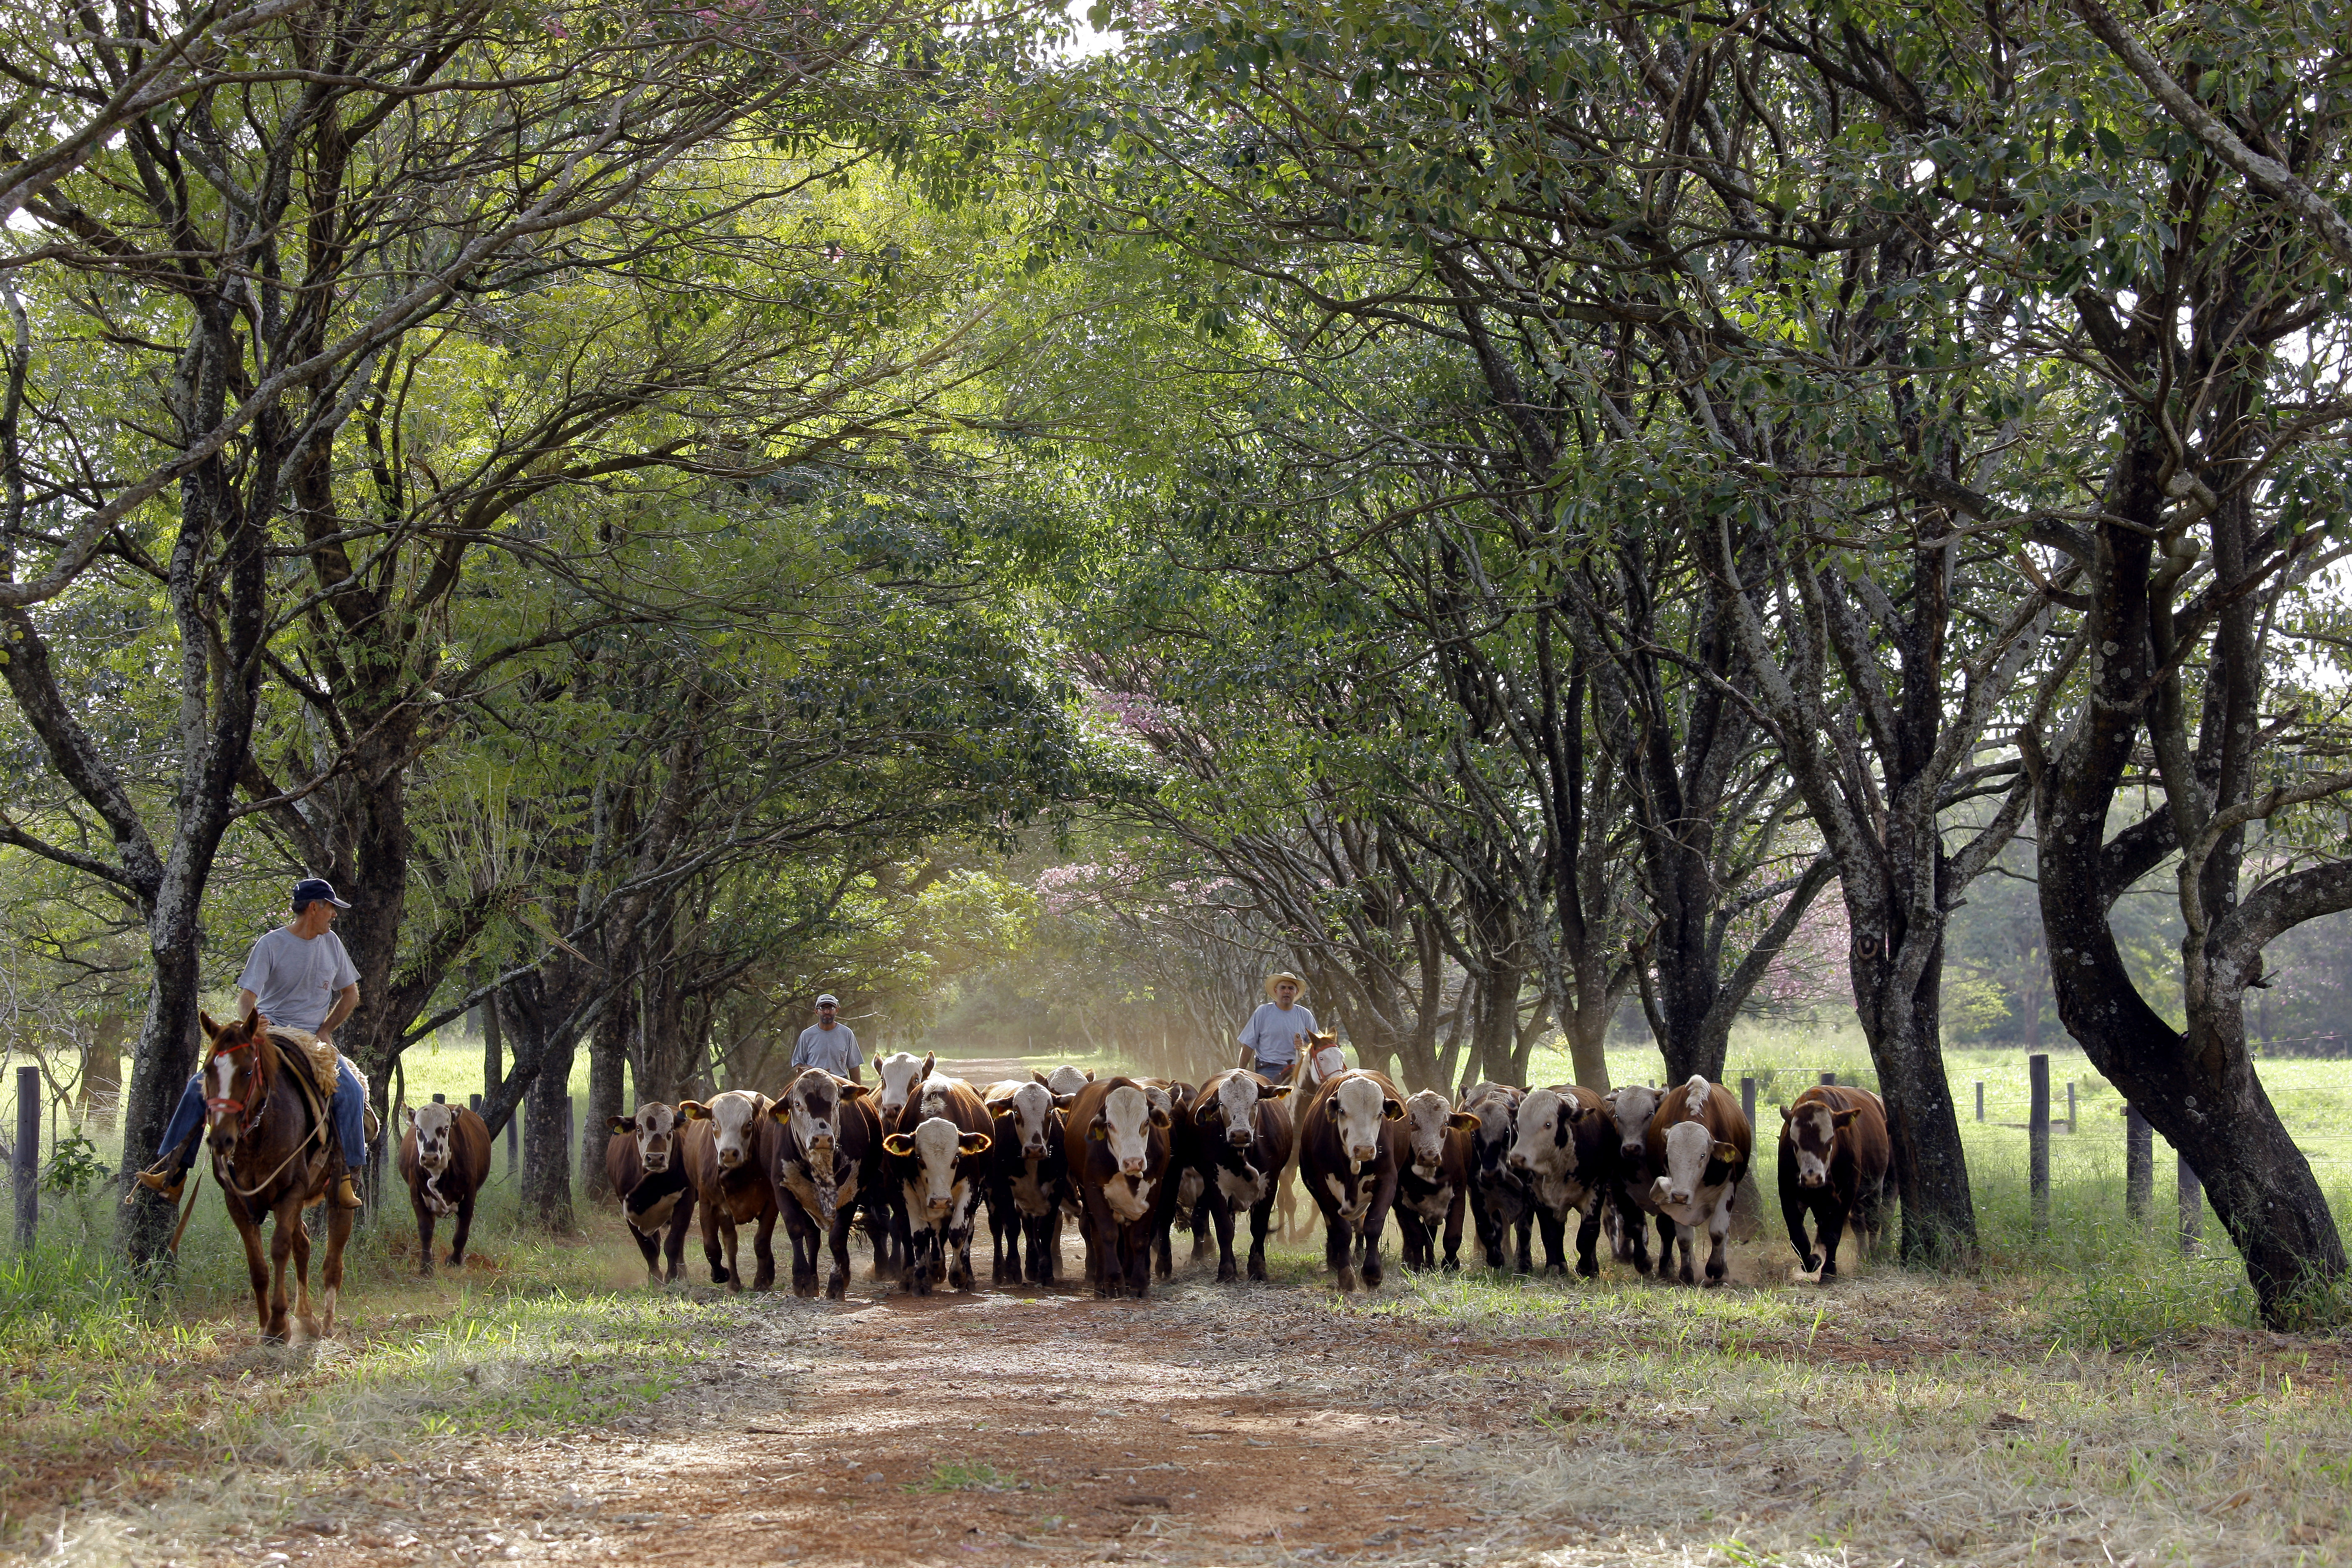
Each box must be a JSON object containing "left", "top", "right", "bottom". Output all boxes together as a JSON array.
[{"left": 396, "top": 1044, "right": 1897, "bottom": 1298}]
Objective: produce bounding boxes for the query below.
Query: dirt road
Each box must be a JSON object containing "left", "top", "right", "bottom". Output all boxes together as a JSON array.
[{"left": 280, "top": 1266, "right": 1504, "bottom": 1568}]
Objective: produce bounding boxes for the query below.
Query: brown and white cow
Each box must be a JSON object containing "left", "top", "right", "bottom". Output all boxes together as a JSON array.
[
  {"left": 679, "top": 1091, "right": 781, "bottom": 1292},
  {"left": 1503, "top": 1085, "right": 1613, "bottom": 1277},
  {"left": 1188, "top": 1069, "right": 1294, "bottom": 1282},
  {"left": 1645, "top": 1075, "right": 1752, "bottom": 1287},
  {"left": 397, "top": 1101, "right": 491, "bottom": 1277},
  {"left": 872, "top": 1050, "right": 936, "bottom": 1118},
  {"left": 1778, "top": 1083, "right": 1892, "bottom": 1279},
  {"left": 1297, "top": 1068, "right": 1408, "bottom": 1291},
  {"left": 882, "top": 1074, "right": 995, "bottom": 1295},
  {"left": 983, "top": 1079, "right": 1073, "bottom": 1285},
  {"left": 1067, "top": 1076, "right": 1173, "bottom": 1298},
  {"left": 1271, "top": 1034, "right": 1344, "bottom": 1236},
  {"left": 1460, "top": 1082, "right": 1534, "bottom": 1272},
  {"left": 768, "top": 1069, "right": 891, "bottom": 1298},
  {"left": 1601, "top": 1083, "right": 1674, "bottom": 1273},
  {"left": 1040, "top": 1065, "right": 1095, "bottom": 1097},
  {"left": 605, "top": 1101, "right": 696, "bottom": 1286},
  {"left": 1395, "top": 1089, "right": 1478, "bottom": 1271}
]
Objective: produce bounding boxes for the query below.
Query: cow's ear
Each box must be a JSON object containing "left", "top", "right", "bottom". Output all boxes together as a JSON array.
[
  {"left": 678, "top": 1100, "right": 709, "bottom": 1121},
  {"left": 1088, "top": 1115, "right": 1108, "bottom": 1142},
  {"left": 1053, "top": 1094, "right": 1076, "bottom": 1111},
  {"left": 1381, "top": 1097, "right": 1406, "bottom": 1122},
  {"left": 607, "top": 1115, "right": 634, "bottom": 1134},
  {"left": 882, "top": 1133, "right": 914, "bottom": 1157},
  {"left": 768, "top": 1102, "right": 792, "bottom": 1123},
  {"left": 1148, "top": 1105, "right": 1173, "bottom": 1130},
  {"left": 991, "top": 1104, "right": 1015, "bottom": 1121},
  {"left": 872, "top": 1052, "right": 884, "bottom": 1073},
  {"left": 1033, "top": 1070, "right": 1052, "bottom": 1086},
  {"left": 1260, "top": 1083, "right": 1292, "bottom": 1101},
  {"left": 1449, "top": 1111, "right": 1480, "bottom": 1132},
  {"left": 839, "top": 1083, "right": 870, "bottom": 1101},
  {"left": 1084, "top": 1069, "right": 1096, "bottom": 1082},
  {"left": 1712, "top": 1140, "right": 1741, "bottom": 1165},
  {"left": 1831, "top": 1108, "right": 1861, "bottom": 1127},
  {"left": 403, "top": 1106, "right": 418, "bottom": 1128},
  {"left": 1555, "top": 1114, "right": 1571, "bottom": 1147},
  {"left": 919, "top": 1051, "right": 936, "bottom": 1078},
  {"left": 1780, "top": 1104, "right": 1793, "bottom": 1121},
  {"left": 959, "top": 1132, "right": 993, "bottom": 1156},
  {"left": 1194, "top": 1100, "right": 1221, "bottom": 1127}
]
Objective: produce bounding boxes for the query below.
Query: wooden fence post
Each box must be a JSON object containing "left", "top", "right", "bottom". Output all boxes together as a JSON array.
[
  {"left": 2066, "top": 1081, "right": 2077, "bottom": 1134},
  {"left": 14, "top": 1067, "right": 37, "bottom": 1250},
  {"left": 1821, "top": 1070, "right": 1836, "bottom": 1086},
  {"left": 2125, "top": 1103, "right": 2152, "bottom": 1220},
  {"left": 2179, "top": 1153, "right": 2202, "bottom": 1254},
  {"left": 1975, "top": 1081, "right": 1985, "bottom": 1122},
  {"left": 1741, "top": 1075, "right": 1756, "bottom": 1130},
  {"left": 2028, "top": 1053, "right": 2050, "bottom": 1239}
]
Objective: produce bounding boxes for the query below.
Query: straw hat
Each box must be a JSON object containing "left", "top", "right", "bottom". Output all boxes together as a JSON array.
[{"left": 1264, "top": 972, "right": 1305, "bottom": 1000}]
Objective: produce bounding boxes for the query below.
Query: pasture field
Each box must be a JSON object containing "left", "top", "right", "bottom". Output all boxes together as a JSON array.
[{"left": 1, "top": 1032, "right": 2349, "bottom": 1566}]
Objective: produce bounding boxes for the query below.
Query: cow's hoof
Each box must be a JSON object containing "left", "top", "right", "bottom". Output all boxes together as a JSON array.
[
  {"left": 1704, "top": 1274, "right": 1726, "bottom": 1289},
  {"left": 1216, "top": 1262, "right": 1238, "bottom": 1283},
  {"left": 1442, "top": 1257, "right": 1460, "bottom": 1272},
  {"left": 1576, "top": 1259, "right": 1598, "bottom": 1279},
  {"left": 1334, "top": 1269, "right": 1357, "bottom": 1292},
  {"left": 1247, "top": 1258, "right": 1267, "bottom": 1282},
  {"left": 711, "top": 1266, "right": 733, "bottom": 1284}
]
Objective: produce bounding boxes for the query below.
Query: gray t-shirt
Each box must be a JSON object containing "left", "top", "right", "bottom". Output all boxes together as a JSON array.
[
  {"left": 792, "top": 1022, "right": 860, "bottom": 1078},
  {"left": 237, "top": 926, "right": 359, "bottom": 1037},
  {"left": 1238, "top": 1001, "right": 1317, "bottom": 1068}
]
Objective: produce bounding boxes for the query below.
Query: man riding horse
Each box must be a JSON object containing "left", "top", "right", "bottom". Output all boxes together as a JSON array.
[{"left": 137, "top": 877, "right": 369, "bottom": 1210}]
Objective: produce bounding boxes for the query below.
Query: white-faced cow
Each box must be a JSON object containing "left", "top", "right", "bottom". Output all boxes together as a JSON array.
[
  {"left": 1645, "top": 1075, "right": 1753, "bottom": 1287},
  {"left": 1042, "top": 1064, "right": 1096, "bottom": 1097},
  {"left": 1601, "top": 1083, "right": 1674, "bottom": 1273},
  {"left": 604, "top": 1101, "right": 696, "bottom": 1286},
  {"left": 1188, "top": 1069, "right": 1295, "bottom": 1282},
  {"left": 768, "top": 1069, "right": 891, "bottom": 1298},
  {"left": 1503, "top": 1085, "right": 1613, "bottom": 1277},
  {"left": 1297, "top": 1068, "right": 1408, "bottom": 1291},
  {"left": 397, "top": 1101, "right": 491, "bottom": 1277},
  {"left": 882, "top": 1075, "right": 995, "bottom": 1295},
  {"left": 1068, "top": 1076, "right": 1174, "bottom": 1298},
  {"left": 1395, "top": 1089, "right": 1479, "bottom": 1271},
  {"left": 1459, "top": 1082, "right": 1534, "bottom": 1272},
  {"left": 1778, "top": 1083, "right": 1893, "bottom": 1279},
  {"left": 982, "top": 1079, "right": 1073, "bottom": 1285},
  {"left": 679, "top": 1091, "right": 781, "bottom": 1292}
]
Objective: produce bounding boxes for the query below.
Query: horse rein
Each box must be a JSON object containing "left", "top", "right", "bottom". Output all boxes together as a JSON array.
[{"left": 210, "top": 1034, "right": 331, "bottom": 1202}]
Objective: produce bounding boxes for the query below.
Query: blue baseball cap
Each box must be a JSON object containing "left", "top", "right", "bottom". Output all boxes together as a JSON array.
[{"left": 292, "top": 877, "right": 351, "bottom": 910}]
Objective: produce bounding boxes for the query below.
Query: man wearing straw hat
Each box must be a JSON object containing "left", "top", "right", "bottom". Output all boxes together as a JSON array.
[{"left": 1237, "top": 972, "right": 1318, "bottom": 1078}]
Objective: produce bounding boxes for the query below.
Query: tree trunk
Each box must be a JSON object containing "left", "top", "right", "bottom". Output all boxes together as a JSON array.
[
  {"left": 77, "top": 1012, "right": 126, "bottom": 1132},
  {"left": 521, "top": 1024, "right": 577, "bottom": 1232},
  {"left": 582, "top": 975, "right": 633, "bottom": 1199}
]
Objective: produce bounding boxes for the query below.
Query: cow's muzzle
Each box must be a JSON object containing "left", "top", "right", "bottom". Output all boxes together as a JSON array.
[
  {"left": 1800, "top": 1171, "right": 1825, "bottom": 1189},
  {"left": 718, "top": 1148, "right": 744, "bottom": 1168},
  {"left": 1121, "top": 1157, "right": 1146, "bottom": 1177},
  {"left": 1621, "top": 1142, "right": 1645, "bottom": 1162},
  {"left": 1349, "top": 1144, "right": 1377, "bottom": 1163},
  {"left": 1506, "top": 1150, "right": 1529, "bottom": 1171},
  {"left": 1226, "top": 1127, "right": 1253, "bottom": 1149}
]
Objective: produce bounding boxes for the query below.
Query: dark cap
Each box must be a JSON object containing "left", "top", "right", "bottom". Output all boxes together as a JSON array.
[{"left": 292, "top": 877, "right": 352, "bottom": 910}]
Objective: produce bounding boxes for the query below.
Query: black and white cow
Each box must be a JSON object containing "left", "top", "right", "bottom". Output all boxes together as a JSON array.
[
  {"left": 1069, "top": 1077, "right": 1174, "bottom": 1298},
  {"left": 1601, "top": 1083, "right": 1673, "bottom": 1273},
  {"left": 768, "top": 1069, "right": 892, "bottom": 1298},
  {"left": 881, "top": 1075, "right": 994, "bottom": 1295},
  {"left": 983, "top": 1079, "right": 1073, "bottom": 1285},
  {"left": 1504, "top": 1085, "right": 1613, "bottom": 1277},
  {"left": 1188, "top": 1068, "right": 1294, "bottom": 1282},
  {"left": 1460, "top": 1082, "right": 1534, "bottom": 1272},
  {"left": 1395, "top": 1089, "right": 1478, "bottom": 1271}
]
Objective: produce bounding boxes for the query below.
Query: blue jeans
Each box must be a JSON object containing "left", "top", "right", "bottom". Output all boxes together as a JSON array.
[{"left": 160, "top": 1057, "right": 367, "bottom": 1176}]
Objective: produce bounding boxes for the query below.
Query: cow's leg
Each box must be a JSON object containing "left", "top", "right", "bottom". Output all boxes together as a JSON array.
[
  {"left": 664, "top": 1195, "right": 696, "bottom": 1282},
  {"left": 1617, "top": 1192, "right": 1653, "bottom": 1274},
  {"left": 701, "top": 1200, "right": 732, "bottom": 1286},
  {"left": 1704, "top": 1195, "right": 1733, "bottom": 1287},
  {"left": 1247, "top": 1194, "right": 1274, "bottom": 1281},
  {"left": 1572, "top": 1201, "right": 1602, "bottom": 1279},
  {"left": 408, "top": 1196, "right": 436, "bottom": 1277},
  {"left": 631, "top": 1222, "right": 665, "bottom": 1287},
  {"left": 1534, "top": 1205, "right": 1568, "bottom": 1274},
  {"left": 751, "top": 1208, "right": 777, "bottom": 1292},
  {"left": 1513, "top": 1207, "right": 1534, "bottom": 1273},
  {"left": 1784, "top": 1179, "right": 1820, "bottom": 1274},
  {"left": 1673, "top": 1220, "right": 1698, "bottom": 1285},
  {"left": 449, "top": 1191, "right": 477, "bottom": 1270},
  {"left": 1441, "top": 1191, "right": 1466, "bottom": 1271},
  {"left": 1189, "top": 1185, "right": 1215, "bottom": 1261},
  {"left": 1656, "top": 1211, "right": 1678, "bottom": 1279},
  {"left": 825, "top": 1205, "right": 855, "bottom": 1300},
  {"left": 1211, "top": 1194, "right": 1240, "bottom": 1283},
  {"left": 1473, "top": 1194, "right": 1504, "bottom": 1269},
  {"left": 1124, "top": 1219, "right": 1153, "bottom": 1299},
  {"left": 784, "top": 1203, "right": 819, "bottom": 1297},
  {"left": 1816, "top": 1196, "right": 1850, "bottom": 1279},
  {"left": 1320, "top": 1199, "right": 1356, "bottom": 1292}
]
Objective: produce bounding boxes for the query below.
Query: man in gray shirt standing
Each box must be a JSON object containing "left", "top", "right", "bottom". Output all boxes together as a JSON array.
[
  {"left": 1237, "top": 972, "right": 1318, "bottom": 1078},
  {"left": 791, "top": 994, "right": 862, "bottom": 1082}
]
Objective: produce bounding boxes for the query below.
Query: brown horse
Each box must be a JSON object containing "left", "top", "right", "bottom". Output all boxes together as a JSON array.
[{"left": 199, "top": 1008, "right": 353, "bottom": 1341}]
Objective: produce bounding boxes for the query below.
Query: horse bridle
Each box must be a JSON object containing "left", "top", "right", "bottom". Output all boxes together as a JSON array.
[{"left": 205, "top": 1035, "right": 272, "bottom": 1140}]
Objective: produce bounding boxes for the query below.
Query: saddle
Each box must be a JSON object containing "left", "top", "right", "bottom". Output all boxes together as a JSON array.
[{"left": 266, "top": 1027, "right": 346, "bottom": 1102}]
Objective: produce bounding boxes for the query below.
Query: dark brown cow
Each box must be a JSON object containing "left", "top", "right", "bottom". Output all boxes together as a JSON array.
[
  {"left": 1067, "top": 1076, "right": 1173, "bottom": 1298},
  {"left": 397, "top": 1100, "right": 492, "bottom": 1277},
  {"left": 1644, "top": 1074, "right": 1753, "bottom": 1287},
  {"left": 1778, "top": 1083, "right": 1893, "bottom": 1279},
  {"left": 1395, "top": 1088, "right": 1478, "bottom": 1271},
  {"left": 1296, "top": 1068, "right": 1408, "bottom": 1291},
  {"left": 1503, "top": 1085, "right": 1614, "bottom": 1276},
  {"left": 1601, "top": 1083, "right": 1674, "bottom": 1273},
  {"left": 679, "top": 1090, "right": 781, "bottom": 1292},
  {"left": 983, "top": 1079, "right": 1074, "bottom": 1286},
  {"left": 768, "top": 1070, "right": 892, "bottom": 1298},
  {"left": 605, "top": 1101, "right": 696, "bottom": 1287},
  {"left": 1189, "top": 1068, "right": 1295, "bottom": 1282},
  {"left": 1460, "top": 1082, "right": 1534, "bottom": 1272},
  {"left": 882, "top": 1073, "right": 995, "bottom": 1295}
]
